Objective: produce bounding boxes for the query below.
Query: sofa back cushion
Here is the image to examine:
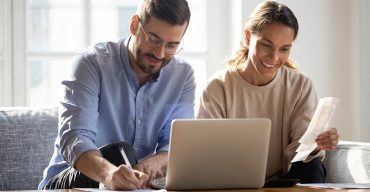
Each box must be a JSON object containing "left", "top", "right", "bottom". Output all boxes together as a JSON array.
[
  {"left": 0, "top": 107, "right": 58, "bottom": 190},
  {"left": 324, "top": 141, "right": 370, "bottom": 183}
]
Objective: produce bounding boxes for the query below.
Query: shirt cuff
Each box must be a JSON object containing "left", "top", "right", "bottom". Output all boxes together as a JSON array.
[
  {"left": 62, "top": 136, "right": 99, "bottom": 167},
  {"left": 156, "top": 144, "right": 169, "bottom": 153}
]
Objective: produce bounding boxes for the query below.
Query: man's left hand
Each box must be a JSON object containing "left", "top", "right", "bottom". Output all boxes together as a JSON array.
[
  {"left": 133, "top": 151, "right": 168, "bottom": 186},
  {"left": 316, "top": 128, "right": 339, "bottom": 150}
]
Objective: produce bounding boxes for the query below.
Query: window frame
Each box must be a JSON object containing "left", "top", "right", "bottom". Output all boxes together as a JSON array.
[{"left": 0, "top": 0, "right": 13, "bottom": 106}]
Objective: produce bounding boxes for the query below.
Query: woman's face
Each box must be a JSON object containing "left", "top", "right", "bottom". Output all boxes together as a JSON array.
[{"left": 246, "top": 22, "right": 295, "bottom": 80}]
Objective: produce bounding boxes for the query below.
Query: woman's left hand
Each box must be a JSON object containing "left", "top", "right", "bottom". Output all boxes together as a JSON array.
[{"left": 316, "top": 128, "right": 339, "bottom": 150}]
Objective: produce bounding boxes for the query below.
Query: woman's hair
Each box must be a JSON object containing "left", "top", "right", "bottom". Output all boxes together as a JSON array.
[
  {"left": 137, "top": 0, "right": 191, "bottom": 28},
  {"left": 228, "top": 0, "right": 299, "bottom": 69}
]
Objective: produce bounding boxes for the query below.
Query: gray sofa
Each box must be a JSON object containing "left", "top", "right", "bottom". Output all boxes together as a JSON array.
[
  {"left": 0, "top": 107, "right": 370, "bottom": 190},
  {"left": 0, "top": 107, "right": 58, "bottom": 190}
]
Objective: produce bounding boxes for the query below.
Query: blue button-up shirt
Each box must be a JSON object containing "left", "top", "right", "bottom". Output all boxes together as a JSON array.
[{"left": 39, "top": 37, "right": 195, "bottom": 189}]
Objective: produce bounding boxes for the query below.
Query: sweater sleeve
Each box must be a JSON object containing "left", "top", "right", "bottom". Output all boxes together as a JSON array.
[
  {"left": 197, "top": 78, "right": 226, "bottom": 119},
  {"left": 283, "top": 76, "right": 325, "bottom": 164}
]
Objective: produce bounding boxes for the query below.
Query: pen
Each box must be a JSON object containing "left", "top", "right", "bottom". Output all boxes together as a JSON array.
[
  {"left": 120, "top": 147, "right": 132, "bottom": 169},
  {"left": 120, "top": 147, "right": 141, "bottom": 189}
]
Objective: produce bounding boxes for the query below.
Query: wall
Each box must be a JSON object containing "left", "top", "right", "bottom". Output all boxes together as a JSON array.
[
  {"left": 285, "top": 0, "right": 359, "bottom": 141},
  {"left": 359, "top": 0, "right": 370, "bottom": 141}
]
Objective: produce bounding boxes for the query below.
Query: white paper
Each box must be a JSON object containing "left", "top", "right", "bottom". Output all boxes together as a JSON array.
[
  {"left": 291, "top": 97, "right": 340, "bottom": 163},
  {"left": 297, "top": 183, "right": 370, "bottom": 189},
  {"left": 75, "top": 188, "right": 166, "bottom": 192}
]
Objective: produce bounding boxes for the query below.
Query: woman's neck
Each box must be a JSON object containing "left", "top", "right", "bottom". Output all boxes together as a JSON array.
[{"left": 237, "top": 61, "right": 276, "bottom": 86}]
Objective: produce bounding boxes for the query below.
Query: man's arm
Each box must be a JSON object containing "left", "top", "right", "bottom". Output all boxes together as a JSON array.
[{"left": 76, "top": 150, "right": 148, "bottom": 190}]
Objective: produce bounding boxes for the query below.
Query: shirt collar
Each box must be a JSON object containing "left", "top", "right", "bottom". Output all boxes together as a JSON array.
[{"left": 120, "top": 37, "right": 137, "bottom": 80}]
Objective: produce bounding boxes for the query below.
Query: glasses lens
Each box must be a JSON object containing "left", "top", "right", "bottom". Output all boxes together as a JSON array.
[
  {"left": 147, "top": 35, "right": 161, "bottom": 47},
  {"left": 172, "top": 40, "right": 184, "bottom": 55}
]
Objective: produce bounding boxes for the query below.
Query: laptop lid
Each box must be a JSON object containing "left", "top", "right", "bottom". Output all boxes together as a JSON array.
[{"left": 165, "top": 118, "right": 271, "bottom": 190}]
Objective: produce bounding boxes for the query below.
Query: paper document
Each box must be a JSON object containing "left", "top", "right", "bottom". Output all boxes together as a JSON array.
[
  {"left": 297, "top": 183, "right": 370, "bottom": 189},
  {"left": 75, "top": 188, "right": 166, "bottom": 192},
  {"left": 291, "top": 97, "right": 340, "bottom": 163}
]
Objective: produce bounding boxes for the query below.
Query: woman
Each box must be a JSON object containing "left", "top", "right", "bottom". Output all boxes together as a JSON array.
[{"left": 197, "top": 0, "right": 339, "bottom": 184}]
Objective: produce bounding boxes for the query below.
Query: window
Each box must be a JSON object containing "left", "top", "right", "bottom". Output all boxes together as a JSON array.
[
  {"left": 0, "top": 1, "right": 4, "bottom": 89},
  {"left": 24, "top": 0, "right": 207, "bottom": 106},
  {"left": 0, "top": 0, "right": 12, "bottom": 106}
]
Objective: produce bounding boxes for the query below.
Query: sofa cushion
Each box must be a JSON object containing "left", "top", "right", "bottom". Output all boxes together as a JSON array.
[
  {"left": 324, "top": 141, "right": 370, "bottom": 183},
  {"left": 0, "top": 107, "right": 58, "bottom": 190}
]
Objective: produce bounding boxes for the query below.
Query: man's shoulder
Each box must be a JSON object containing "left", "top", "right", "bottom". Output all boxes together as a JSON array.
[
  {"left": 165, "top": 56, "right": 194, "bottom": 72},
  {"left": 75, "top": 38, "right": 124, "bottom": 59}
]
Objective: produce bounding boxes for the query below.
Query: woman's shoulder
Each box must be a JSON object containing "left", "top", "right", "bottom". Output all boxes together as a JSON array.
[
  {"left": 282, "top": 66, "right": 313, "bottom": 85},
  {"left": 205, "top": 67, "right": 238, "bottom": 87}
]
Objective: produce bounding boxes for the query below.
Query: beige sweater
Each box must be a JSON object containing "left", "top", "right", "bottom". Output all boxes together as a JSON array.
[{"left": 197, "top": 66, "right": 324, "bottom": 180}]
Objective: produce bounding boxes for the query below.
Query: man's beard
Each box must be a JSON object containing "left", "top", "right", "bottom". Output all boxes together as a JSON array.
[{"left": 136, "top": 50, "right": 171, "bottom": 75}]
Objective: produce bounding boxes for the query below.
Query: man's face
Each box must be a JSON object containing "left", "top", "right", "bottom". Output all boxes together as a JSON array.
[{"left": 131, "top": 16, "right": 187, "bottom": 76}]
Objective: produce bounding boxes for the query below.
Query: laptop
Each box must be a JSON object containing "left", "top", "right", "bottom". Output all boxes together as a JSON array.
[{"left": 163, "top": 118, "right": 271, "bottom": 190}]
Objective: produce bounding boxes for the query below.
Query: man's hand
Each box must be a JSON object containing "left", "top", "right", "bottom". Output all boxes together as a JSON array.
[
  {"left": 104, "top": 165, "right": 148, "bottom": 190},
  {"left": 316, "top": 128, "right": 339, "bottom": 150},
  {"left": 76, "top": 150, "right": 148, "bottom": 190},
  {"left": 134, "top": 152, "right": 168, "bottom": 186}
]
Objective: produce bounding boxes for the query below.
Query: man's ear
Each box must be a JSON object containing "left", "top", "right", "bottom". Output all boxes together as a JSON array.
[
  {"left": 130, "top": 15, "right": 140, "bottom": 35},
  {"left": 244, "top": 30, "right": 251, "bottom": 46}
]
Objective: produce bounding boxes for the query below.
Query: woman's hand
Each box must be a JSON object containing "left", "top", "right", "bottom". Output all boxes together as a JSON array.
[{"left": 316, "top": 128, "right": 339, "bottom": 150}]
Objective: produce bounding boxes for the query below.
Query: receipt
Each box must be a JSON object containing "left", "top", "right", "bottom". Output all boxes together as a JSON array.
[{"left": 291, "top": 97, "right": 340, "bottom": 163}]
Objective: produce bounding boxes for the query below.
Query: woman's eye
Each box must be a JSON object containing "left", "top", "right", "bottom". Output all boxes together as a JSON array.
[{"left": 261, "top": 43, "right": 271, "bottom": 48}]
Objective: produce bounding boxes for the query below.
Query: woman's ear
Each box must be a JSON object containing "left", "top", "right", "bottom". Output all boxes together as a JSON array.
[
  {"left": 244, "top": 30, "right": 251, "bottom": 46},
  {"left": 129, "top": 15, "right": 139, "bottom": 35}
]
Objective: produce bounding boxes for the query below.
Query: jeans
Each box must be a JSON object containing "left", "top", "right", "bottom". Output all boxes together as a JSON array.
[
  {"left": 284, "top": 157, "right": 327, "bottom": 183},
  {"left": 43, "top": 141, "right": 136, "bottom": 189}
]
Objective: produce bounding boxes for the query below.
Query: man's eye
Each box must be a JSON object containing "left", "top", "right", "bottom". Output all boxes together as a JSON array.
[
  {"left": 166, "top": 44, "right": 178, "bottom": 49},
  {"left": 149, "top": 36, "right": 162, "bottom": 44}
]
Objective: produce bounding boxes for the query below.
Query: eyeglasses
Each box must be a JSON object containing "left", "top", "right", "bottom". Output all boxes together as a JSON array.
[{"left": 138, "top": 19, "right": 184, "bottom": 55}]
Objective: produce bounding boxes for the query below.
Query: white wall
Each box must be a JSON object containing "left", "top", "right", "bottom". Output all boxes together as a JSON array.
[
  {"left": 206, "top": 0, "right": 369, "bottom": 142},
  {"left": 281, "top": 0, "right": 369, "bottom": 142},
  {"left": 359, "top": 0, "right": 370, "bottom": 142},
  {"left": 284, "top": 0, "right": 359, "bottom": 141}
]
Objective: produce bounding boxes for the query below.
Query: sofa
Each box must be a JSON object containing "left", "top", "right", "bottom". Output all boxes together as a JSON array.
[
  {"left": 0, "top": 107, "right": 58, "bottom": 190},
  {"left": 1, "top": 107, "right": 370, "bottom": 190}
]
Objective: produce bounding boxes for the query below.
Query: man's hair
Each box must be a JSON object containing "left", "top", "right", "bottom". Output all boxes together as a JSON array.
[{"left": 137, "top": 0, "right": 191, "bottom": 27}]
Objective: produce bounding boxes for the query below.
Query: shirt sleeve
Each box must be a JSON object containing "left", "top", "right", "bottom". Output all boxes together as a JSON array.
[
  {"left": 283, "top": 76, "right": 325, "bottom": 164},
  {"left": 156, "top": 64, "right": 196, "bottom": 153},
  {"left": 59, "top": 53, "right": 101, "bottom": 167}
]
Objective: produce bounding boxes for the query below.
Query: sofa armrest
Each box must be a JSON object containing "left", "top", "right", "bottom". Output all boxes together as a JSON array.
[
  {"left": 0, "top": 107, "right": 58, "bottom": 190},
  {"left": 324, "top": 140, "right": 370, "bottom": 183}
]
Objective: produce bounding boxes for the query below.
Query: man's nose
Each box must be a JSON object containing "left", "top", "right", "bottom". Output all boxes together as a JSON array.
[{"left": 153, "top": 43, "right": 166, "bottom": 59}]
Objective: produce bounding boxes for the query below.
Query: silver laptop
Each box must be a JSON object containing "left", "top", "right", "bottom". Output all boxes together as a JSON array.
[{"left": 164, "top": 118, "right": 271, "bottom": 190}]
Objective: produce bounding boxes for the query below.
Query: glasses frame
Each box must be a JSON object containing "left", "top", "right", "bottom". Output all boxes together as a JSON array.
[{"left": 138, "top": 18, "right": 184, "bottom": 55}]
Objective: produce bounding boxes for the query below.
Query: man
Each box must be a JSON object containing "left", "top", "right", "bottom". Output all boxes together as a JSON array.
[{"left": 38, "top": 0, "right": 193, "bottom": 190}]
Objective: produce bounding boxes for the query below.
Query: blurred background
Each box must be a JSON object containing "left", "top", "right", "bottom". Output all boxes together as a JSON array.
[{"left": 0, "top": 0, "right": 369, "bottom": 142}]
